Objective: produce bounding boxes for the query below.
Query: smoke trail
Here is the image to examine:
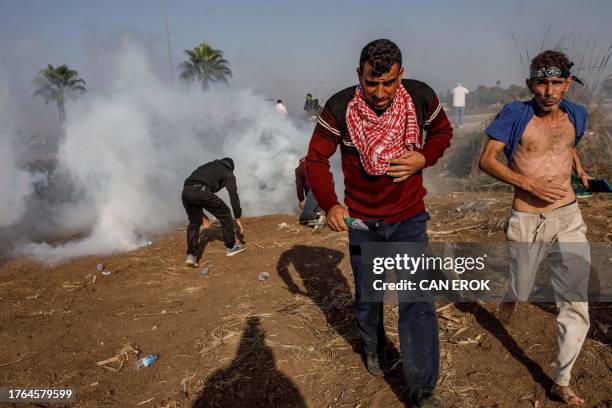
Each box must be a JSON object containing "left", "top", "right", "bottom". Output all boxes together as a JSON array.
[
  {"left": 20, "top": 40, "right": 312, "bottom": 262},
  {"left": 0, "top": 73, "right": 42, "bottom": 228}
]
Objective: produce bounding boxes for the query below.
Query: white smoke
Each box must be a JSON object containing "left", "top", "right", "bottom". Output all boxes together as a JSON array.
[
  {"left": 0, "top": 73, "right": 41, "bottom": 228},
  {"left": 20, "top": 39, "right": 312, "bottom": 262}
]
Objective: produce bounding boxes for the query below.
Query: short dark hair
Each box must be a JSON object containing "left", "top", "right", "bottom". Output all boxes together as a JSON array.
[
  {"left": 530, "top": 50, "right": 571, "bottom": 74},
  {"left": 277, "top": 99, "right": 282, "bottom": 103},
  {"left": 359, "top": 39, "right": 402, "bottom": 76}
]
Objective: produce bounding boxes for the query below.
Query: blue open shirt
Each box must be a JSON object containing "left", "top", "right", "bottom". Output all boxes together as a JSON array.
[{"left": 485, "top": 98, "right": 587, "bottom": 165}]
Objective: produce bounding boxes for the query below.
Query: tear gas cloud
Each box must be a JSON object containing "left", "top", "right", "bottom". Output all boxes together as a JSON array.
[
  {"left": 1, "top": 40, "right": 335, "bottom": 263},
  {"left": 0, "top": 72, "right": 42, "bottom": 228}
]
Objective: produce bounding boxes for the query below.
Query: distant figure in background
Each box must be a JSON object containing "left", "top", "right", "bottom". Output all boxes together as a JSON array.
[
  {"left": 182, "top": 158, "right": 246, "bottom": 267},
  {"left": 275, "top": 99, "right": 288, "bottom": 116},
  {"left": 312, "top": 99, "right": 322, "bottom": 119},
  {"left": 295, "top": 157, "right": 324, "bottom": 225},
  {"left": 303, "top": 93, "right": 314, "bottom": 116},
  {"left": 452, "top": 82, "right": 469, "bottom": 127}
]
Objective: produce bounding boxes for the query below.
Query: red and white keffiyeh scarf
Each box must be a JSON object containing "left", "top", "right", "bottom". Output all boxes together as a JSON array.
[{"left": 346, "top": 84, "right": 421, "bottom": 176}]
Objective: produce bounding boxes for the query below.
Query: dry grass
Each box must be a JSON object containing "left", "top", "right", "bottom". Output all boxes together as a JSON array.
[{"left": 95, "top": 343, "right": 140, "bottom": 372}]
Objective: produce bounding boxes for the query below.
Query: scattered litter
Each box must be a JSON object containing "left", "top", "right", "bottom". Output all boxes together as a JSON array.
[
  {"left": 495, "top": 218, "right": 506, "bottom": 228},
  {"left": 456, "top": 333, "right": 484, "bottom": 345},
  {"left": 97, "top": 263, "right": 112, "bottom": 276},
  {"left": 137, "top": 397, "right": 155, "bottom": 406},
  {"left": 96, "top": 344, "right": 139, "bottom": 371},
  {"left": 278, "top": 222, "right": 289, "bottom": 229},
  {"left": 182, "top": 287, "right": 202, "bottom": 293},
  {"left": 136, "top": 353, "right": 160, "bottom": 369},
  {"left": 180, "top": 371, "right": 197, "bottom": 393},
  {"left": 436, "top": 304, "right": 453, "bottom": 313},
  {"left": 134, "top": 309, "right": 198, "bottom": 318},
  {"left": 201, "top": 266, "right": 210, "bottom": 276},
  {"left": 439, "top": 312, "right": 462, "bottom": 324},
  {"left": 455, "top": 200, "right": 493, "bottom": 213},
  {"left": 428, "top": 226, "right": 479, "bottom": 236},
  {"left": 312, "top": 222, "right": 325, "bottom": 233},
  {"left": 451, "top": 326, "right": 470, "bottom": 339},
  {"left": 62, "top": 282, "right": 82, "bottom": 289},
  {"left": 0, "top": 353, "right": 35, "bottom": 368},
  {"left": 258, "top": 272, "right": 271, "bottom": 281}
]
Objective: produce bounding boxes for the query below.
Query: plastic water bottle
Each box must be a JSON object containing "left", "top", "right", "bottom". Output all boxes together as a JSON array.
[
  {"left": 136, "top": 354, "right": 160, "bottom": 369},
  {"left": 201, "top": 266, "right": 209, "bottom": 276},
  {"left": 344, "top": 217, "right": 370, "bottom": 231},
  {"left": 258, "top": 272, "right": 271, "bottom": 281}
]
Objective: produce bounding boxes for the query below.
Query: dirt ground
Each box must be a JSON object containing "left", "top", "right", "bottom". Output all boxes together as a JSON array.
[{"left": 0, "top": 193, "right": 610, "bottom": 408}]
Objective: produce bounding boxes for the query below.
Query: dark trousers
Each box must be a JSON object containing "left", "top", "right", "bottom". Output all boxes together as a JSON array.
[
  {"left": 348, "top": 211, "right": 439, "bottom": 396},
  {"left": 182, "top": 186, "right": 236, "bottom": 258}
]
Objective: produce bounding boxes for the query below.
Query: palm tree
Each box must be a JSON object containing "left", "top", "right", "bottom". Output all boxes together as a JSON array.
[
  {"left": 178, "top": 42, "right": 232, "bottom": 90},
  {"left": 33, "top": 64, "right": 86, "bottom": 125}
]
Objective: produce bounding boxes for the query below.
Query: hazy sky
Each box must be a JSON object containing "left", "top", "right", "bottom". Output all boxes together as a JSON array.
[{"left": 1, "top": 0, "right": 611, "bottom": 114}]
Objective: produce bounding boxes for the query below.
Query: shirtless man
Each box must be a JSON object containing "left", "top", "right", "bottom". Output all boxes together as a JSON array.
[{"left": 479, "top": 50, "right": 590, "bottom": 405}]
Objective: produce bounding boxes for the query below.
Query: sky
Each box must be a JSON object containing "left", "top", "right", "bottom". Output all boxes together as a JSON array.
[{"left": 1, "top": 0, "right": 611, "bottom": 115}]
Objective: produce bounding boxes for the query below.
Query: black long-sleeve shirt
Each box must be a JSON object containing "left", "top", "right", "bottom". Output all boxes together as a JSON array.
[{"left": 184, "top": 159, "right": 242, "bottom": 218}]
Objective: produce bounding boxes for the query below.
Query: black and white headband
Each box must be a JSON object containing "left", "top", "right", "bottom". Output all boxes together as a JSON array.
[
  {"left": 530, "top": 66, "right": 571, "bottom": 79},
  {"left": 529, "top": 62, "right": 583, "bottom": 85}
]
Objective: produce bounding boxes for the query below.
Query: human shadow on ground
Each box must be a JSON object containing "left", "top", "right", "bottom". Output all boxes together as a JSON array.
[
  {"left": 192, "top": 316, "right": 307, "bottom": 407},
  {"left": 534, "top": 301, "right": 612, "bottom": 346},
  {"left": 530, "top": 263, "right": 611, "bottom": 345},
  {"left": 277, "top": 245, "right": 412, "bottom": 406},
  {"left": 454, "top": 303, "right": 554, "bottom": 399}
]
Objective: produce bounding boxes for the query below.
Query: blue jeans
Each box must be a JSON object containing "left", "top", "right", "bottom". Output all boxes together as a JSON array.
[
  {"left": 299, "top": 190, "right": 320, "bottom": 223},
  {"left": 452, "top": 106, "right": 465, "bottom": 125},
  {"left": 348, "top": 211, "right": 439, "bottom": 396}
]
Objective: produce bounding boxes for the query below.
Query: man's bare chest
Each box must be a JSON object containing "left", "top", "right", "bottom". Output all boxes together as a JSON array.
[{"left": 519, "top": 116, "right": 575, "bottom": 155}]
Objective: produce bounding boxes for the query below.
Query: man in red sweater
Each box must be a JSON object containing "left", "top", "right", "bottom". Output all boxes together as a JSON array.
[{"left": 305, "top": 39, "right": 452, "bottom": 407}]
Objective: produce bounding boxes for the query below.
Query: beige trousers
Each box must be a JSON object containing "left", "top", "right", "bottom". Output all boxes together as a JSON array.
[{"left": 505, "top": 202, "right": 590, "bottom": 386}]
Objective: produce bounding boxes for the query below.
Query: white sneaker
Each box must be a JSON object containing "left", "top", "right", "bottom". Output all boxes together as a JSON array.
[
  {"left": 307, "top": 213, "right": 326, "bottom": 226},
  {"left": 185, "top": 254, "right": 199, "bottom": 267},
  {"left": 226, "top": 243, "right": 246, "bottom": 257}
]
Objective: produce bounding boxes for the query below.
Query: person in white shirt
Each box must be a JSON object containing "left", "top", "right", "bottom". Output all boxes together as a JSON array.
[
  {"left": 451, "top": 83, "right": 469, "bottom": 127},
  {"left": 275, "top": 99, "right": 288, "bottom": 116}
]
